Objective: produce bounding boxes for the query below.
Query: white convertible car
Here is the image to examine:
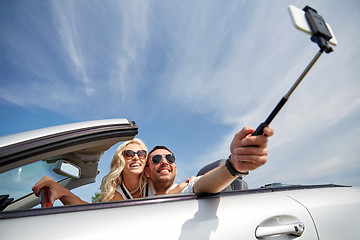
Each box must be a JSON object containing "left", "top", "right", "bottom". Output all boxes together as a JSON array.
[{"left": 0, "top": 119, "right": 359, "bottom": 240}]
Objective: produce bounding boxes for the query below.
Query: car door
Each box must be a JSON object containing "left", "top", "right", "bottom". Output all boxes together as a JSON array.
[{"left": 0, "top": 189, "right": 319, "bottom": 240}]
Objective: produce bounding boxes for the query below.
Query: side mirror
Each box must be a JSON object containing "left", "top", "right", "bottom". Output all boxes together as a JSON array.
[{"left": 53, "top": 160, "right": 81, "bottom": 178}]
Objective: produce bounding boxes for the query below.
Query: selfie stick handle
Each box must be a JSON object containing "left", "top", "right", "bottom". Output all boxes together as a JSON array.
[{"left": 252, "top": 49, "right": 324, "bottom": 136}]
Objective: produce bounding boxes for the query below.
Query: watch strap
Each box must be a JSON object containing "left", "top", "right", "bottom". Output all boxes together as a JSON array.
[{"left": 225, "top": 156, "right": 249, "bottom": 177}]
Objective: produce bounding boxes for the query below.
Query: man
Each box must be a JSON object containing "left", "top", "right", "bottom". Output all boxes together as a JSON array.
[{"left": 145, "top": 126, "right": 273, "bottom": 195}]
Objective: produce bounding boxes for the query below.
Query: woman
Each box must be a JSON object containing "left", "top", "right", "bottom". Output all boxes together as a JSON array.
[{"left": 100, "top": 138, "right": 148, "bottom": 201}]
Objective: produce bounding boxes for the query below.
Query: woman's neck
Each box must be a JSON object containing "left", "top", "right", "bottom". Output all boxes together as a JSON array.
[{"left": 122, "top": 172, "right": 142, "bottom": 198}]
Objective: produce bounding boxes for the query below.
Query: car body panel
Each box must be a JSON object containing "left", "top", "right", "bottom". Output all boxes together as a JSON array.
[
  {"left": 283, "top": 186, "right": 360, "bottom": 239},
  {"left": 0, "top": 189, "right": 321, "bottom": 240}
]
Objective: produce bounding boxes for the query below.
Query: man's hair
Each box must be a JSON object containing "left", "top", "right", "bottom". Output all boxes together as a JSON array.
[{"left": 148, "top": 146, "right": 174, "bottom": 156}]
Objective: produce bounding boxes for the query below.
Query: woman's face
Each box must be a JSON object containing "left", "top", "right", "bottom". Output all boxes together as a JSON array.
[{"left": 121, "top": 143, "right": 147, "bottom": 176}]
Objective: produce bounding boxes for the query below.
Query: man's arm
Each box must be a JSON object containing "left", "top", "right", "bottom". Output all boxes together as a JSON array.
[
  {"left": 193, "top": 126, "right": 273, "bottom": 194},
  {"left": 32, "top": 176, "right": 88, "bottom": 205}
]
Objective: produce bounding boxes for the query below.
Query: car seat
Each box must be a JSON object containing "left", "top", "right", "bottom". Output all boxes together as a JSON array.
[{"left": 197, "top": 159, "right": 248, "bottom": 191}]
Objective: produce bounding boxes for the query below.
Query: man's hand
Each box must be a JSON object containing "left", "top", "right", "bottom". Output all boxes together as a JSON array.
[{"left": 229, "top": 126, "right": 274, "bottom": 173}]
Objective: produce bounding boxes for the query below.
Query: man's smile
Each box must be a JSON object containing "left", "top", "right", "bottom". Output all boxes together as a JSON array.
[{"left": 157, "top": 167, "right": 171, "bottom": 174}]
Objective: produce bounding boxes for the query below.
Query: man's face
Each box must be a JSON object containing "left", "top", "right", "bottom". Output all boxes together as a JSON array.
[{"left": 145, "top": 149, "right": 177, "bottom": 185}]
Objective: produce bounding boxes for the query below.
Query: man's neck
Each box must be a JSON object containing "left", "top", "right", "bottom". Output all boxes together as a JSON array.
[{"left": 153, "top": 181, "right": 176, "bottom": 195}]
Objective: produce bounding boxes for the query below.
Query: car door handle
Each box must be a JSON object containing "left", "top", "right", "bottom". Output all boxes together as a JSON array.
[{"left": 255, "top": 222, "right": 305, "bottom": 239}]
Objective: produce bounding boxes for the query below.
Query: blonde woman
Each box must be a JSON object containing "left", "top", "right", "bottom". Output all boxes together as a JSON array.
[{"left": 100, "top": 138, "right": 149, "bottom": 201}]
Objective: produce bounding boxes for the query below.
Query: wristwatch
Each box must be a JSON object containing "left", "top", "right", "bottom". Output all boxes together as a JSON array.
[{"left": 225, "top": 156, "right": 249, "bottom": 177}]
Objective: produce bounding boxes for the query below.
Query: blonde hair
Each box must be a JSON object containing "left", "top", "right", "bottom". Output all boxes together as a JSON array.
[{"left": 99, "top": 138, "right": 148, "bottom": 202}]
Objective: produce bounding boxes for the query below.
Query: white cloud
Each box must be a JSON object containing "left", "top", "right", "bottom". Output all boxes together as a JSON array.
[{"left": 51, "top": 1, "right": 94, "bottom": 96}]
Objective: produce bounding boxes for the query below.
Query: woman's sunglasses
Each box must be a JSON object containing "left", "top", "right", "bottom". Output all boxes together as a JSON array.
[
  {"left": 122, "top": 150, "right": 147, "bottom": 159},
  {"left": 151, "top": 154, "right": 176, "bottom": 164}
]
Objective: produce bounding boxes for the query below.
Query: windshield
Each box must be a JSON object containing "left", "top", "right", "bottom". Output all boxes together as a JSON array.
[{"left": 0, "top": 160, "right": 66, "bottom": 201}]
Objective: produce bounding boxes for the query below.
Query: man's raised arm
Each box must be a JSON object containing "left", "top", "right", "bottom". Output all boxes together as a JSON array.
[{"left": 193, "top": 126, "right": 274, "bottom": 194}]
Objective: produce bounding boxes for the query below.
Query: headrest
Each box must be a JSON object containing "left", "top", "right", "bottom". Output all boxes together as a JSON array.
[{"left": 197, "top": 159, "right": 248, "bottom": 191}]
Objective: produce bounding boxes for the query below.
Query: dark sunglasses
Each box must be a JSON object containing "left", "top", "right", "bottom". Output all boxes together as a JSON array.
[
  {"left": 122, "top": 150, "right": 147, "bottom": 159},
  {"left": 151, "top": 154, "right": 176, "bottom": 164}
]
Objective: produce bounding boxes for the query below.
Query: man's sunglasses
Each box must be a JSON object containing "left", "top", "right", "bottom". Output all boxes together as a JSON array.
[
  {"left": 151, "top": 154, "right": 176, "bottom": 164},
  {"left": 122, "top": 150, "right": 147, "bottom": 159}
]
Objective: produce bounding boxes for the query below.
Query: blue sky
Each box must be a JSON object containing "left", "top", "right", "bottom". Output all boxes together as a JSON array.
[{"left": 1, "top": 0, "right": 360, "bottom": 202}]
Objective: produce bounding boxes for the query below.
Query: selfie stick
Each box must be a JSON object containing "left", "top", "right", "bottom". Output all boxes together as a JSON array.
[{"left": 252, "top": 6, "right": 334, "bottom": 136}]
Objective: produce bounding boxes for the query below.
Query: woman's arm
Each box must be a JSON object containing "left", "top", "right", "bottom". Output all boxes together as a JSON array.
[{"left": 32, "top": 176, "right": 88, "bottom": 205}]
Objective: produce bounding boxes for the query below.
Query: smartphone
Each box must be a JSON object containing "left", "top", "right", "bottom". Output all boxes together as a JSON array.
[{"left": 288, "top": 5, "right": 337, "bottom": 46}]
